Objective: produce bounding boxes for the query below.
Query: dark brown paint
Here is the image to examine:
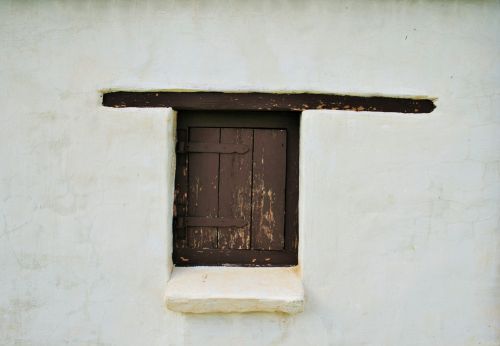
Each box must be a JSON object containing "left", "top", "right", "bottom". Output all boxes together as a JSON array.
[
  {"left": 188, "top": 128, "right": 219, "bottom": 249},
  {"left": 251, "top": 129, "right": 286, "bottom": 250},
  {"left": 103, "top": 91, "right": 435, "bottom": 113},
  {"left": 174, "top": 111, "right": 299, "bottom": 266},
  {"left": 218, "top": 128, "right": 253, "bottom": 250},
  {"left": 174, "top": 129, "right": 188, "bottom": 248}
]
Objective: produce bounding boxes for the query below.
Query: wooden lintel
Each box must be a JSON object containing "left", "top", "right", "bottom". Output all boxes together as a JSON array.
[{"left": 102, "top": 91, "right": 435, "bottom": 114}]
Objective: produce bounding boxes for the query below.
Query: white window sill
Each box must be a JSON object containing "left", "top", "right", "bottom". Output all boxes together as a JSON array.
[{"left": 164, "top": 266, "right": 304, "bottom": 314}]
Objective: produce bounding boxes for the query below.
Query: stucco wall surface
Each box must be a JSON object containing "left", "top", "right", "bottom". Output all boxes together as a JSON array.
[{"left": 0, "top": 1, "right": 499, "bottom": 345}]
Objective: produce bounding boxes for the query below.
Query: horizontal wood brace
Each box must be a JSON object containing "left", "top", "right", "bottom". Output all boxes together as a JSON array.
[
  {"left": 102, "top": 91, "right": 436, "bottom": 114},
  {"left": 177, "top": 217, "right": 247, "bottom": 228},
  {"left": 173, "top": 248, "right": 297, "bottom": 266},
  {"left": 176, "top": 141, "right": 249, "bottom": 154}
]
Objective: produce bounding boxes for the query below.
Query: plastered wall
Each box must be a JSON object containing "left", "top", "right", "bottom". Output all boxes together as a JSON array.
[{"left": 1, "top": 1, "right": 499, "bottom": 345}]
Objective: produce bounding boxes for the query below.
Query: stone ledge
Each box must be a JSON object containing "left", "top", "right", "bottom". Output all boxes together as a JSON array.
[{"left": 164, "top": 266, "right": 304, "bottom": 314}]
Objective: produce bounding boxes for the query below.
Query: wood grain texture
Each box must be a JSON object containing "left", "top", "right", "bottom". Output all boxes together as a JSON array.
[
  {"left": 251, "top": 129, "right": 287, "bottom": 250},
  {"left": 173, "top": 111, "right": 299, "bottom": 266},
  {"left": 188, "top": 128, "right": 219, "bottom": 249},
  {"left": 103, "top": 91, "right": 436, "bottom": 114},
  {"left": 173, "top": 248, "right": 297, "bottom": 266},
  {"left": 174, "top": 129, "right": 188, "bottom": 248},
  {"left": 284, "top": 121, "right": 299, "bottom": 253},
  {"left": 218, "top": 128, "right": 253, "bottom": 250}
]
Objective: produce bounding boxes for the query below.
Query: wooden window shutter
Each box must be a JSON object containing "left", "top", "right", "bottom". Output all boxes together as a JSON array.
[{"left": 173, "top": 111, "right": 299, "bottom": 266}]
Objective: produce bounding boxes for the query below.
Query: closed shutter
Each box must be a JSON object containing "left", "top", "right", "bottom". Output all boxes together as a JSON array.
[{"left": 173, "top": 111, "right": 299, "bottom": 266}]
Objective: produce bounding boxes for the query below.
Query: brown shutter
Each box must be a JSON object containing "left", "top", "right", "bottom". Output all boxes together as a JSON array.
[
  {"left": 173, "top": 111, "right": 298, "bottom": 266},
  {"left": 218, "top": 128, "right": 253, "bottom": 250},
  {"left": 187, "top": 128, "right": 219, "bottom": 249},
  {"left": 251, "top": 129, "right": 287, "bottom": 250}
]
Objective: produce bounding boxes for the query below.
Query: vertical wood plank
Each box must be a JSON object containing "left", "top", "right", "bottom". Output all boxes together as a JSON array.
[
  {"left": 188, "top": 127, "right": 219, "bottom": 249},
  {"left": 284, "top": 120, "right": 300, "bottom": 253},
  {"left": 218, "top": 128, "right": 253, "bottom": 249},
  {"left": 251, "top": 129, "right": 287, "bottom": 250},
  {"left": 174, "top": 128, "right": 188, "bottom": 248}
]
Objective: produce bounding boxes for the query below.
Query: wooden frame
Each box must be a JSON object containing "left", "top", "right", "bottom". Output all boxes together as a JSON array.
[
  {"left": 103, "top": 91, "right": 435, "bottom": 113},
  {"left": 173, "top": 111, "right": 299, "bottom": 266}
]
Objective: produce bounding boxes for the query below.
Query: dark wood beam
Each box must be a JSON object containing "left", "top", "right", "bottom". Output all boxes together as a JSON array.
[{"left": 102, "top": 91, "right": 435, "bottom": 114}]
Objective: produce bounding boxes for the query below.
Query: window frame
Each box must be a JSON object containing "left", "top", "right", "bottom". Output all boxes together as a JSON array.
[{"left": 173, "top": 110, "right": 300, "bottom": 266}]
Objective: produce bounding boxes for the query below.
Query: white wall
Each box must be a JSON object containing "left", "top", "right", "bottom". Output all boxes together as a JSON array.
[{"left": 1, "top": 1, "right": 499, "bottom": 345}]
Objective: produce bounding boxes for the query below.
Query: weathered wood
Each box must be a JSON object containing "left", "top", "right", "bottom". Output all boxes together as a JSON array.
[
  {"left": 188, "top": 128, "right": 219, "bottom": 249},
  {"left": 178, "top": 216, "right": 247, "bottom": 228},
  {"left": 103, "top": 91, "right": 436, "bottom": 113},
  {"left": 177, "top": 141, "right": 249, "bottom": 154},
  {"left": 251, "top": 129, "right": 287, "bottom": 250},
  {"left": 174, "top": 111, "right": 300, "bottom": 266},
  {"left": 284, "top": 119, "right": 300, "bottom": 253},
  {"left": 174, "top": 129, "right": 188, "bottom": 248},
  {"left": 173, "top": 248, "right": 297, "bottom": 266},
  {"left": 218, "top": 128, "right": 253, "bottom": 250}
]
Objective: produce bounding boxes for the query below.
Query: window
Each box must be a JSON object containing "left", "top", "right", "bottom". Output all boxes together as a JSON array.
[
  {"left": 173, "top": 111, "right": 299, "bottom": 266},
  {"left": 102, "top": 91, "right": 435, "bottom": 313}
]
